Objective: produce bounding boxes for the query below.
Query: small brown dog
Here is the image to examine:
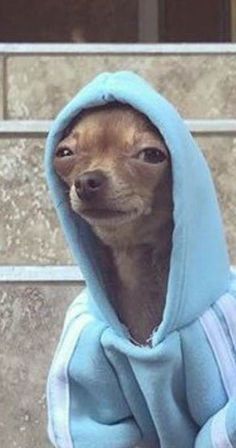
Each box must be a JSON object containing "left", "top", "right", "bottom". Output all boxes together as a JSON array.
[{"left": 54, "top": 103, "right": 173, "bottom": 345}]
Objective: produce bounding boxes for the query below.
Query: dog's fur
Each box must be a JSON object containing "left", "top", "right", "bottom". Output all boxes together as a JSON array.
[{"left": 54, "top": 103, "right": 174, "bottom": 345}]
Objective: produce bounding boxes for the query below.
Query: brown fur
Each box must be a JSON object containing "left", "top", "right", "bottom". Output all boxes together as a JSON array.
[{"left": 54, "top": 103, "right": 174, "bottom": 345}]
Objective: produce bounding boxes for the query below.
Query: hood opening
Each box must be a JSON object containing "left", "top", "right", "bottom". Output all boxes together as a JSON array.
[{"left": 45, "top": 71, "right": 230, "bottom": 345}]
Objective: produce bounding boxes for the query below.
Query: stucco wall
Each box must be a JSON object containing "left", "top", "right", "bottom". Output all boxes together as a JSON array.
[
  {"left": 0, "top": 50, "right": 235, "bottom": 448},
  {"left": 0, "top": 135, "right": 235, "bottom": 267},
  {"left": 5, "top": 54, "right": 236, "bottom": 119},
  {"left": 0, "top": 283, "right": 83, "bottom": 448}
]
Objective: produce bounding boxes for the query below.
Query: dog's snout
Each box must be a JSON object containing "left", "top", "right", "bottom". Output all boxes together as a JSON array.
[{"left": 74, "top": 170, "right": 107, "bottom": 201}]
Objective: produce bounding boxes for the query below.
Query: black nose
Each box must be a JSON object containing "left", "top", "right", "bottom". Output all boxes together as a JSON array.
[{"left": 74, "top": 170, "right": 107, "bottom": 201}]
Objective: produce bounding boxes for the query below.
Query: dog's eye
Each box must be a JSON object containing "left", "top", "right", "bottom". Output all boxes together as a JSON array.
[
  {"left": 138, "top": 147, "right": 166, "bottom": 164},
  {"left": 56, "top": 147, "right": 74, "bottom": 158}
]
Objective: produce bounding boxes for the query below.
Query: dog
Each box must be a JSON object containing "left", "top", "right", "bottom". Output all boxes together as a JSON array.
[{"left": 54, "top": 102, "right": 174, "bottom": 345}]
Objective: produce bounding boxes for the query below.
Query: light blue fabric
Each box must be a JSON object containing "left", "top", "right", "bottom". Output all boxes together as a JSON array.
[
  {"left": 46, "top": 71, "right": 236, "bottom": 448},
  {"left": 226, "top": 399, "right": 236, "bottom": 445}
]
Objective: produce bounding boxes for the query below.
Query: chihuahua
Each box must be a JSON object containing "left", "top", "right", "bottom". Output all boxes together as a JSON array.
[{"left": 54, "top": 103, "right": 174, "bottom": 345}]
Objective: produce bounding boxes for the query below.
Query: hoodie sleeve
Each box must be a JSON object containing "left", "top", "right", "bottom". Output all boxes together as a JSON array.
[
  {"left": 181, "top": 292, "right": 236, "bottom": 448},
  {"left": 194, "top": 293, "right": 236, "bottom": 447},
  {"left": 47, "top": 291, "right": 142, "bottom": 448},
  {"left": 195, "top": 399, "right": 236, "bottom": 447}
]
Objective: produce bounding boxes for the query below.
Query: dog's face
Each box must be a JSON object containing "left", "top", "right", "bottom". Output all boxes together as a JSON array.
[{"left": 54, "top": 103, "right": 173, "bottom": 247}]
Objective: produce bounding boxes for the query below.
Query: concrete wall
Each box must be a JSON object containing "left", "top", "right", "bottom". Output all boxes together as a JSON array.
[
  {"left": 0, "top": 135, "right": 235, "bottom": 267},
  {"left": 5, "top": 54, "right": 236, "bottom": 119},
  {"left": 0, "top": 282, "right": 83, "bottom": 448},
  {"left": 0, "top": 47, "right": 235, "bottom": 447},
  {"left": 1, "top": 52, "right": 235, "bottom": 264}
]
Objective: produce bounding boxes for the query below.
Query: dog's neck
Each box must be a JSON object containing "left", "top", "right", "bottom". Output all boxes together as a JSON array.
[
  {"left": 112, "top": 244, "right": 171, "bottom": 345},
  {"left": 97, "top": 221, "right": 173, "bottom": 346}
]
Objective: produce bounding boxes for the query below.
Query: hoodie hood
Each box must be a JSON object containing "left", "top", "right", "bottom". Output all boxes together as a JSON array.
[{"left": 45, "top": 71, "right": 230, "bottom": 344}]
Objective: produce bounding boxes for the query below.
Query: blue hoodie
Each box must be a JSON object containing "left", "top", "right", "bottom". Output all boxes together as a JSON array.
[{"left": 46, "top": 71, "right": 236, "bottom": 448}]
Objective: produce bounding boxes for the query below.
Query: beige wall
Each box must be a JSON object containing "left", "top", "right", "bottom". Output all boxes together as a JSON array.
[
  {"left": 1, "top": 53, "right": 235, "bottom": 264},
  {"left": 5, "top": 54, "right": 236, "bottom": 119},
  {"left": 0, "top": 50, "right": 235, "bottom": 447},
  {"left": 0, "top": 282, "right": 83, "bottom": 448},
  {"left": 0, "top": 135, "right": 235, "bottom": 267}
]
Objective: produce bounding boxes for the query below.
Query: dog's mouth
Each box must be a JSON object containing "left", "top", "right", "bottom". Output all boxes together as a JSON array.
[
  {"left": 78, "top": 206, "right": 140, "bottom": 226},
  {"left": 70, "top": 187, "right": 147, "bottom": 226}
]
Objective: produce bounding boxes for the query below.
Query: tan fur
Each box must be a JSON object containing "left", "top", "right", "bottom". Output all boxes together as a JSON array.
[{"left": 54, "top": 103, "right": 174, "bottom": 345}]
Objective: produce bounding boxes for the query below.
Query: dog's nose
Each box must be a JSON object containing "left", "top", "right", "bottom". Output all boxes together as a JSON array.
[{"left": 74, "top": 170, "right": 107, "bottom": 201}]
